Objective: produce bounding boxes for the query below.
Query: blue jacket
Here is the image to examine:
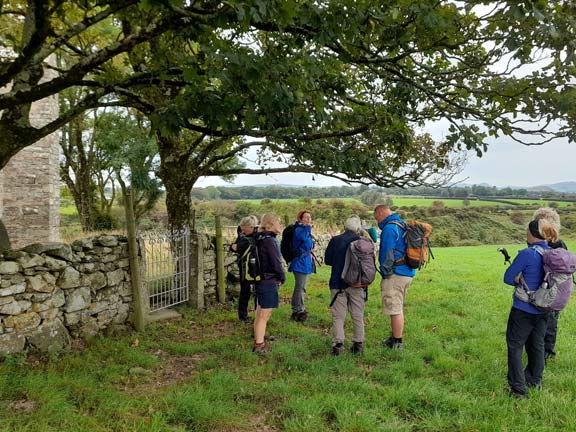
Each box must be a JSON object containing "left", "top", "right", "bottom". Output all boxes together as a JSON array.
[
  {"left": 325, "top": 230, "right": 360, "bottom": 290},
  {"left": 288, "top": 222, "right": 314, "bottom": 274},
  {"left": 504, "top": 241, "right": 549, "bottom": 315},
  {"left": 378, "top": 214, "right": 416, "bottom": 278}
]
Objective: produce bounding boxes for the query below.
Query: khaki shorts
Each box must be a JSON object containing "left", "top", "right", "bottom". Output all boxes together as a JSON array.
[{"left": 381, "top": 275, "right": 412, "bottom": 315}]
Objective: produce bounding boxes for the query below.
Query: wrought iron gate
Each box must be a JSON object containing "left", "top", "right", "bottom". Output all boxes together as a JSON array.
[{"left": 140, "top": 228, "right": 190, "bottom": 312}]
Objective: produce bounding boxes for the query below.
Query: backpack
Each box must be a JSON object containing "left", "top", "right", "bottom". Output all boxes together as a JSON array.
[
  {"left": 388, "top": 220, "right": 433, "bottom": 270},
  {"left": 341, "top": 237, "right": 377, "bottom": 288},
  {"left": 519, "top": 246, "right": 576, "bottom": 312},
  {"left": 280, "top": 224, "right": 297, "bottom": 263},
  {"left": 240, "top": 236, "right": 262, "bottom": 282}
]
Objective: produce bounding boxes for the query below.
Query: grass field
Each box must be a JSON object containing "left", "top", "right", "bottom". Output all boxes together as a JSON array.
[{"left": 2, "top": 242, "right": 576, "bottom": 431}]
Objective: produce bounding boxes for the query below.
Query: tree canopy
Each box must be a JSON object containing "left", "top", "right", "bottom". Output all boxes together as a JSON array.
[{"left": 1, "top": 1, "right": 575, "bottom": 229}]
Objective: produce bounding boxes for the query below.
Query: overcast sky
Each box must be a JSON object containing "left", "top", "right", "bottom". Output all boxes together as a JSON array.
[{"left": 195, "top": 134, "right": 575, "bottom": 189}]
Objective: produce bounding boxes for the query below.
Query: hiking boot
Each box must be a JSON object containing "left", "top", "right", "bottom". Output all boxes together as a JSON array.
[
  {"left": 290, "top": 311, "right": 308, "bottom": 322},
  {"left": 350, "top": 342, "right": 364, "bottom": 355},
  {"left": 252, "top": 343, "right": 270, "bottom": 355},
  {"left": 390, "top": 341, "right": 404, "bottom": 350},
  {"left": 382, "top": 337, "right": 403, "bottom": 350},
  {"left": 509, "top": 388, "right": 526, "bottom": 399},
  {"left": 382, "top": 336, "right": 394, "bottom": 348},
  {"left": 239, "top": 317, "right": 252, "bottom": 324},
  {"left": 331, "top": 343, "right": 345, "bottom": 356}
]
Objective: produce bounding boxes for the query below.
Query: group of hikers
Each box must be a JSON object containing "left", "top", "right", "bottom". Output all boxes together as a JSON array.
[
  {"left": 230, "top": 205, "right": 573, "bottom": 398},
  {"left": 230, "top": 205, "right": 420, "bottom": 356}
]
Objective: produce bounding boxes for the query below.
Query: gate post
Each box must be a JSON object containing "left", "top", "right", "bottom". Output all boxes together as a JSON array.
[
  {"left": 125, "top": 189, "right": 148, "bottom": 331},
  {"left": 189, "top": 230, "right": 205, "bottom": 309},
  {"left": 215, "top": 215, "right": 226, "bottom": 303}
]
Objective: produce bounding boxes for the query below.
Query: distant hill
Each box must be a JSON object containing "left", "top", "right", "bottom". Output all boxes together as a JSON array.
[{"left": 547, "top": 182, "right": 576, "bottom": 193}]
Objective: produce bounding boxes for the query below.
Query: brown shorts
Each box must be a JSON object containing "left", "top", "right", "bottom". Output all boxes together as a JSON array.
[{"left": 380, "top": 275, "right": 413, "bottom": 315}]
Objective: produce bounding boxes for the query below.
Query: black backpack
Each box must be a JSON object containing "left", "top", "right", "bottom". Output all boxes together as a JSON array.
[
  {"left": 240, "top": 236, "right": 261, "bottom": 282},
  {"left": 280, "top": 224, "right": 297, "bottom": 263}
]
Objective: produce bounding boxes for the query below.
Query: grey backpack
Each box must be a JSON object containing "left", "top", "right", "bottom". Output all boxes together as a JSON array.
[
  {"left": 341, "top": 237, "right": 376, "bottom": 288},
  {"left": 516, "top": 246, "right": 576, "bottom": 312}
]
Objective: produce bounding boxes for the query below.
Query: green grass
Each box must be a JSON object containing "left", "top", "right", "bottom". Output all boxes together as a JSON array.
[{"left": 2, "top": 242, "right": 576, "bottom": 431}]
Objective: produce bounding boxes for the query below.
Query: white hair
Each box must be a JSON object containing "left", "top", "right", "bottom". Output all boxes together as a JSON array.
[
  {"left": 239, "top": 215, "right": 258, "bottom": 228},
  {"left": 344, "top": 215, "right": 361, "bottom": 232}
]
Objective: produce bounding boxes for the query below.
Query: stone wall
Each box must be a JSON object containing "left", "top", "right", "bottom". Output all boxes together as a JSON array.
[
  {"left": 0, "top": 235, "right": 133, "bottom": 356},
  {"left": 0, "top": 55, "right": 60, "bottom": 249}
]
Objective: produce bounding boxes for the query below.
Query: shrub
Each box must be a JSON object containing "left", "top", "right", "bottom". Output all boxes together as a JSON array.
[{"left": 510, "top": 211, "right": 525, "bottom": 225}]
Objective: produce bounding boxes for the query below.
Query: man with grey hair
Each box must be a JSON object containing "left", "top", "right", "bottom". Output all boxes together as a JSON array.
[
  {"left": 325, "top": 215, "right": 367, "bottom": 355},
  {"left": 231, "top": 215, "right": 259, "bottom": 322}
]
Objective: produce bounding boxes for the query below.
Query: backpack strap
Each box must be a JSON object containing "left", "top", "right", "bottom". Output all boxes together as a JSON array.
[{"left": 385, "top": 220, "right": 407, "bottom": 266}]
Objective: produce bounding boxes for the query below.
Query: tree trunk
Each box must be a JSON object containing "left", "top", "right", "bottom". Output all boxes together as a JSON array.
[{"left": 156, "top": 134, "right": 198, "bottom": 231}]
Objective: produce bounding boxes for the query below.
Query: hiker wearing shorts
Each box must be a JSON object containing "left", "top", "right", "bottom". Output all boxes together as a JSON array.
[
  {"left": 374, "top": 205, "right": 416, "bottom": 350},
  {"left": 230, "top": 215, "right": 259, "bottom": 323},
  {"left": 532, "top": 207, "right": 568, "bottom": 360},
  {"left": 252, "top": 213, "right": 285, "bottom": 355},
  {"left": 504, "top": 219, "right": 558, "bottom": 397},
  {"left": 325, "top": 216, "right": 364, "bottom": 356}
]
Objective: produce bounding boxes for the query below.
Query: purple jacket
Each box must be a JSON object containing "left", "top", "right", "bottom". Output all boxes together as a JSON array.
[{"left": 255, "top": 231, "right": 285, "bottom": 284}]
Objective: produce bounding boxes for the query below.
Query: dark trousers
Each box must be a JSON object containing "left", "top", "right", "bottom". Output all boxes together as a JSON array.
[
  {"left": 506, "top": 308, "right": 548, "bottom": 394},
  {"left": 238, "top": 280, "right": 253, "bottom": 320},
  {"left": 544, "top": 311, "right": 559, "bottom": 355}
]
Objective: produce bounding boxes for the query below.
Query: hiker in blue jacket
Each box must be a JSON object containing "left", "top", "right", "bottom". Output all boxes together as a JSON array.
[
  {"left": 503, "top": 219, "right": 558, "bottom": 397},
  {"left": 533, "top": 207, "right": 568, "bottom": 360},
  {"left": 374, "top": 204, "right": 416, "bottom": 350},
  {"left": 288, "top": 210, "right": 315, "bottom": 322}
]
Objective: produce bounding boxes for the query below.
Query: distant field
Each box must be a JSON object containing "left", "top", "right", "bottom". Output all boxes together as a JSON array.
[{"left": 236, "top": 196, "right": 574, "bottom": 208}]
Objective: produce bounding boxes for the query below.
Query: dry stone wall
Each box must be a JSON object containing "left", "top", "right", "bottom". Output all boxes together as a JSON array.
[{"left": 0, "top": 235, "right": 133, "bottom": 356}]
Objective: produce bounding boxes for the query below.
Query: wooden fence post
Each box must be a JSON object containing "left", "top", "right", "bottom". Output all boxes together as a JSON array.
[
  {"left": 215, "top": 215, "right": 226, "bottom": 303},
  {"left": 124, "top": 189, "right": 148, "bottom": 331},
  {"left": 188, "top": 230, "right": 205, "bottom": 309}
]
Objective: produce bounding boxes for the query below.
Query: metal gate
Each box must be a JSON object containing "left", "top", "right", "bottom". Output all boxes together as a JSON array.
[{"left": 140, "top": 228, "right": 190, "bottom": 312}]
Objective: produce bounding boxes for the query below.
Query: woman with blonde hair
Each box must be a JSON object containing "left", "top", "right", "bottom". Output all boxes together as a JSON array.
[
  {"left": 252, "top": 213, "right": 285, "bottom": 355},
  {"left": 504, "top": 218, "right": 558, "bottom": 397},
  {"left": 533, "top": 207, "right": 568, "bottom": 360}
]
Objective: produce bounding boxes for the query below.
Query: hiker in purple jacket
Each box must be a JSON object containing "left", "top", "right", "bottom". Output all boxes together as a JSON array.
[
  {"left": 533, "top": 207, "right": 568, "bottom": 360},
  {"left": 503, "top": 219, "right": 558, "bottom": 398}
]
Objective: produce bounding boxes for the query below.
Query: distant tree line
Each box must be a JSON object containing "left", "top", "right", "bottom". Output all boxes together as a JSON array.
[{"left": 190, "top": 185, "right": 575, "bottom": 201}]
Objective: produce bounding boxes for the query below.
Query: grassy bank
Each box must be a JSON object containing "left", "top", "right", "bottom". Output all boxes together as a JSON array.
[{"left": 2, "top": 242, "right": 576, "bottom": 431}]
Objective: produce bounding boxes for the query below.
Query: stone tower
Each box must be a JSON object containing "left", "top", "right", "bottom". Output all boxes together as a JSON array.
[{"left": 0, "top": 57, "right": 60, "bottom": 249}]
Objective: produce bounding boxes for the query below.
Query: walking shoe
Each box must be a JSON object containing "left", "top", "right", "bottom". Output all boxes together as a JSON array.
[
  {"left": 350, "top": 342, "right": 364, "bottom": 355},
  {"left": 390, "top": 341, "right": 404, "bottom": 350},
  {"left": 331, "top": 343, "right": 345, "bottom": 356},
  {"left": 252, "top": 343, "right": 270, "bottom": 355},
  {"left": 290, "top": 311, "right": 308, "bottom": 322},
  {"left": 382, "top": 337, "right": 403, "bottom": 350},
  {"left": 382, "top": 336, "right": 394, "bottom": 348},
  {"left": 509, "top": 388, "right": 526, "bottom": 399}
]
